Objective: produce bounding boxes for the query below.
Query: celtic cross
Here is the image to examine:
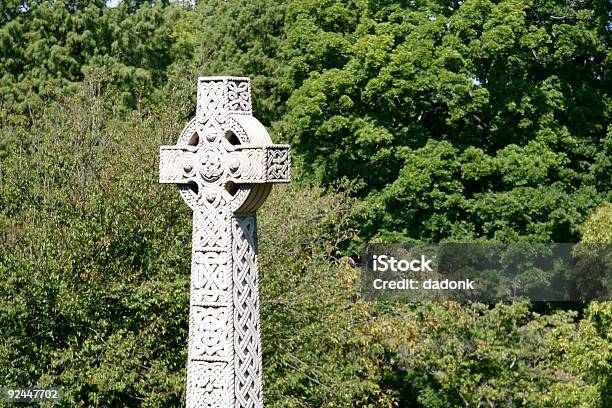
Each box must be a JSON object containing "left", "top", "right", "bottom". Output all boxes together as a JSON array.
[{"left": 159, "top": 77, "right": 290, "bottom": 407}]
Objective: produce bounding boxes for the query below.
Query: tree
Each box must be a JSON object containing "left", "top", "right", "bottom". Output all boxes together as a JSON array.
[
  {"left": 379, "top": 301, "right": 612, "bottom": 407},
  {"left": 280, "top": 0, "right": 612, "bottom": 242},
  {"left": 570, "top": 204, "right": 612, "bottom": 306},
  {"left": 0, "top": 0, "right": 188, "bottom": 123},
  {"left": 187, "top": 0, "right": 288, "bottom": 126},
  {"left": 0, "top": 84, "right": 396, "bottom": 407}
]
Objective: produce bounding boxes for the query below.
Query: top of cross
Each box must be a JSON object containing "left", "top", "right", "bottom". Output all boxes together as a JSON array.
[
  {"left": 159, "top": 77, "right": 291, "bottom": 214},
  {"left": 196, "top": 76, "right": 253, "bottom": 120}
]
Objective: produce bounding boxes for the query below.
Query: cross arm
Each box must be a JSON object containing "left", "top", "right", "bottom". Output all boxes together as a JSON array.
[
  {"left": 159, "top": 144, "right": 291, "bottom": 185},
  {"left": 159, "top": 145, "right": 198, "bottom": 184},
  {"left": 227, "top": 144, "right": 291, "bottom": 184}
]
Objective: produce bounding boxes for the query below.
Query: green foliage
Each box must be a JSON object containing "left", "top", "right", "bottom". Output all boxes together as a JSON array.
[
  {"left": 1, "top": 1, "right": 611, "bottom": 406},
  {"left": 280, "top": 0, "right": 612, "bottom": 242},
  {"left": 581, "top": 203, "right": 612, "bottom": 244},
  {"left": 0, "top": 85, "right": 395, "bottom": 406},
  {"left": 6, "top": 91, "right": 603, "bottom": 406},
  {"left": 570, "top": 204, "right": 612, "bottom": 301},
  {"left": 379, "top": 301, "right": 612, "bottom": 407},
  {"left": 187, "top": 0, "right": 288, "bottom": 126},
  {"left": 0, "top": 85, "right": 192, "bottom": 406},
  {"left": 0, "top": 0, "right": 189, "bottom": 123},
  {"left": 258, "top": 184, "right": 396, "bottom": 407}
]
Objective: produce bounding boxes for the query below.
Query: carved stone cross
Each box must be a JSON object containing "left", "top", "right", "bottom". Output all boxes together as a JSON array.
[{"left": 159, "top": 77, "right": 290, "bottom": 407}]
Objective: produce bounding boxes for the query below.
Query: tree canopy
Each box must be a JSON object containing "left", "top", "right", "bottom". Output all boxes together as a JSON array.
[
  {"left": 1, "top": 0, "right": 611, "bottom": 406},
  {"left": 0, "top": 0, "right": 188, "bottom": 123},
  {"left": 279, "top": 0, "right": 611, "bottom": 242}
]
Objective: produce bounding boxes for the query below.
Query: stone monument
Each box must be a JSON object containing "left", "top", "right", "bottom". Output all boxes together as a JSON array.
[{"left": 159, "top": 77, "right": 291, "bottom": 407}]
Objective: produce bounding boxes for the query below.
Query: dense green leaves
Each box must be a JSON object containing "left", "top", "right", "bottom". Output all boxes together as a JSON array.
[
  {"left": 0, "top": 0, "right": 188, "bottom": 123},
  {"left": 281, "top": 0, "right": 611, "bottom": 242},
  {"left": 0, "top": 88, "right": 191, "bottom": 406},
  {"left": 188, "top": 0, "right": 288, "bottom": 126},
  {"left": 379, "top": 301, "right": 612, "bottom": 407},
  {"left": 1, "top": 0, "right": 611, "bottom": 406},
  {"left": 4, "top": 88, "right": 608, "bottom": 406},
  {"left": 258, "top": 184, "right": 396, "bottom": 407},
  {"left": 0, "top": 86, "right": 395, "bottom": 406}
]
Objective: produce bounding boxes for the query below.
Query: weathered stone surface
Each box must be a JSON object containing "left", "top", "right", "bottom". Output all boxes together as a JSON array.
[{"left": 159, "top": 77, "right": 290, "bottom": 408}]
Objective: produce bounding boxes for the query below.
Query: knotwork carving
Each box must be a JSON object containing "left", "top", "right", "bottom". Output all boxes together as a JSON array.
[
  {"left": 267, "top": 148, "right": 291, "bottom": 182},
  {"left": 187, "top": 361, "right": 234, "bottom": 408},
  {"left": 232, "top": 216, "right": 263, "bottom": 408},
  {"left": 160, "top": 77, "right": 290, "bottom": 408},
  {"left": 228, "top": 80, "right": 252, "bottom": 113}
]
